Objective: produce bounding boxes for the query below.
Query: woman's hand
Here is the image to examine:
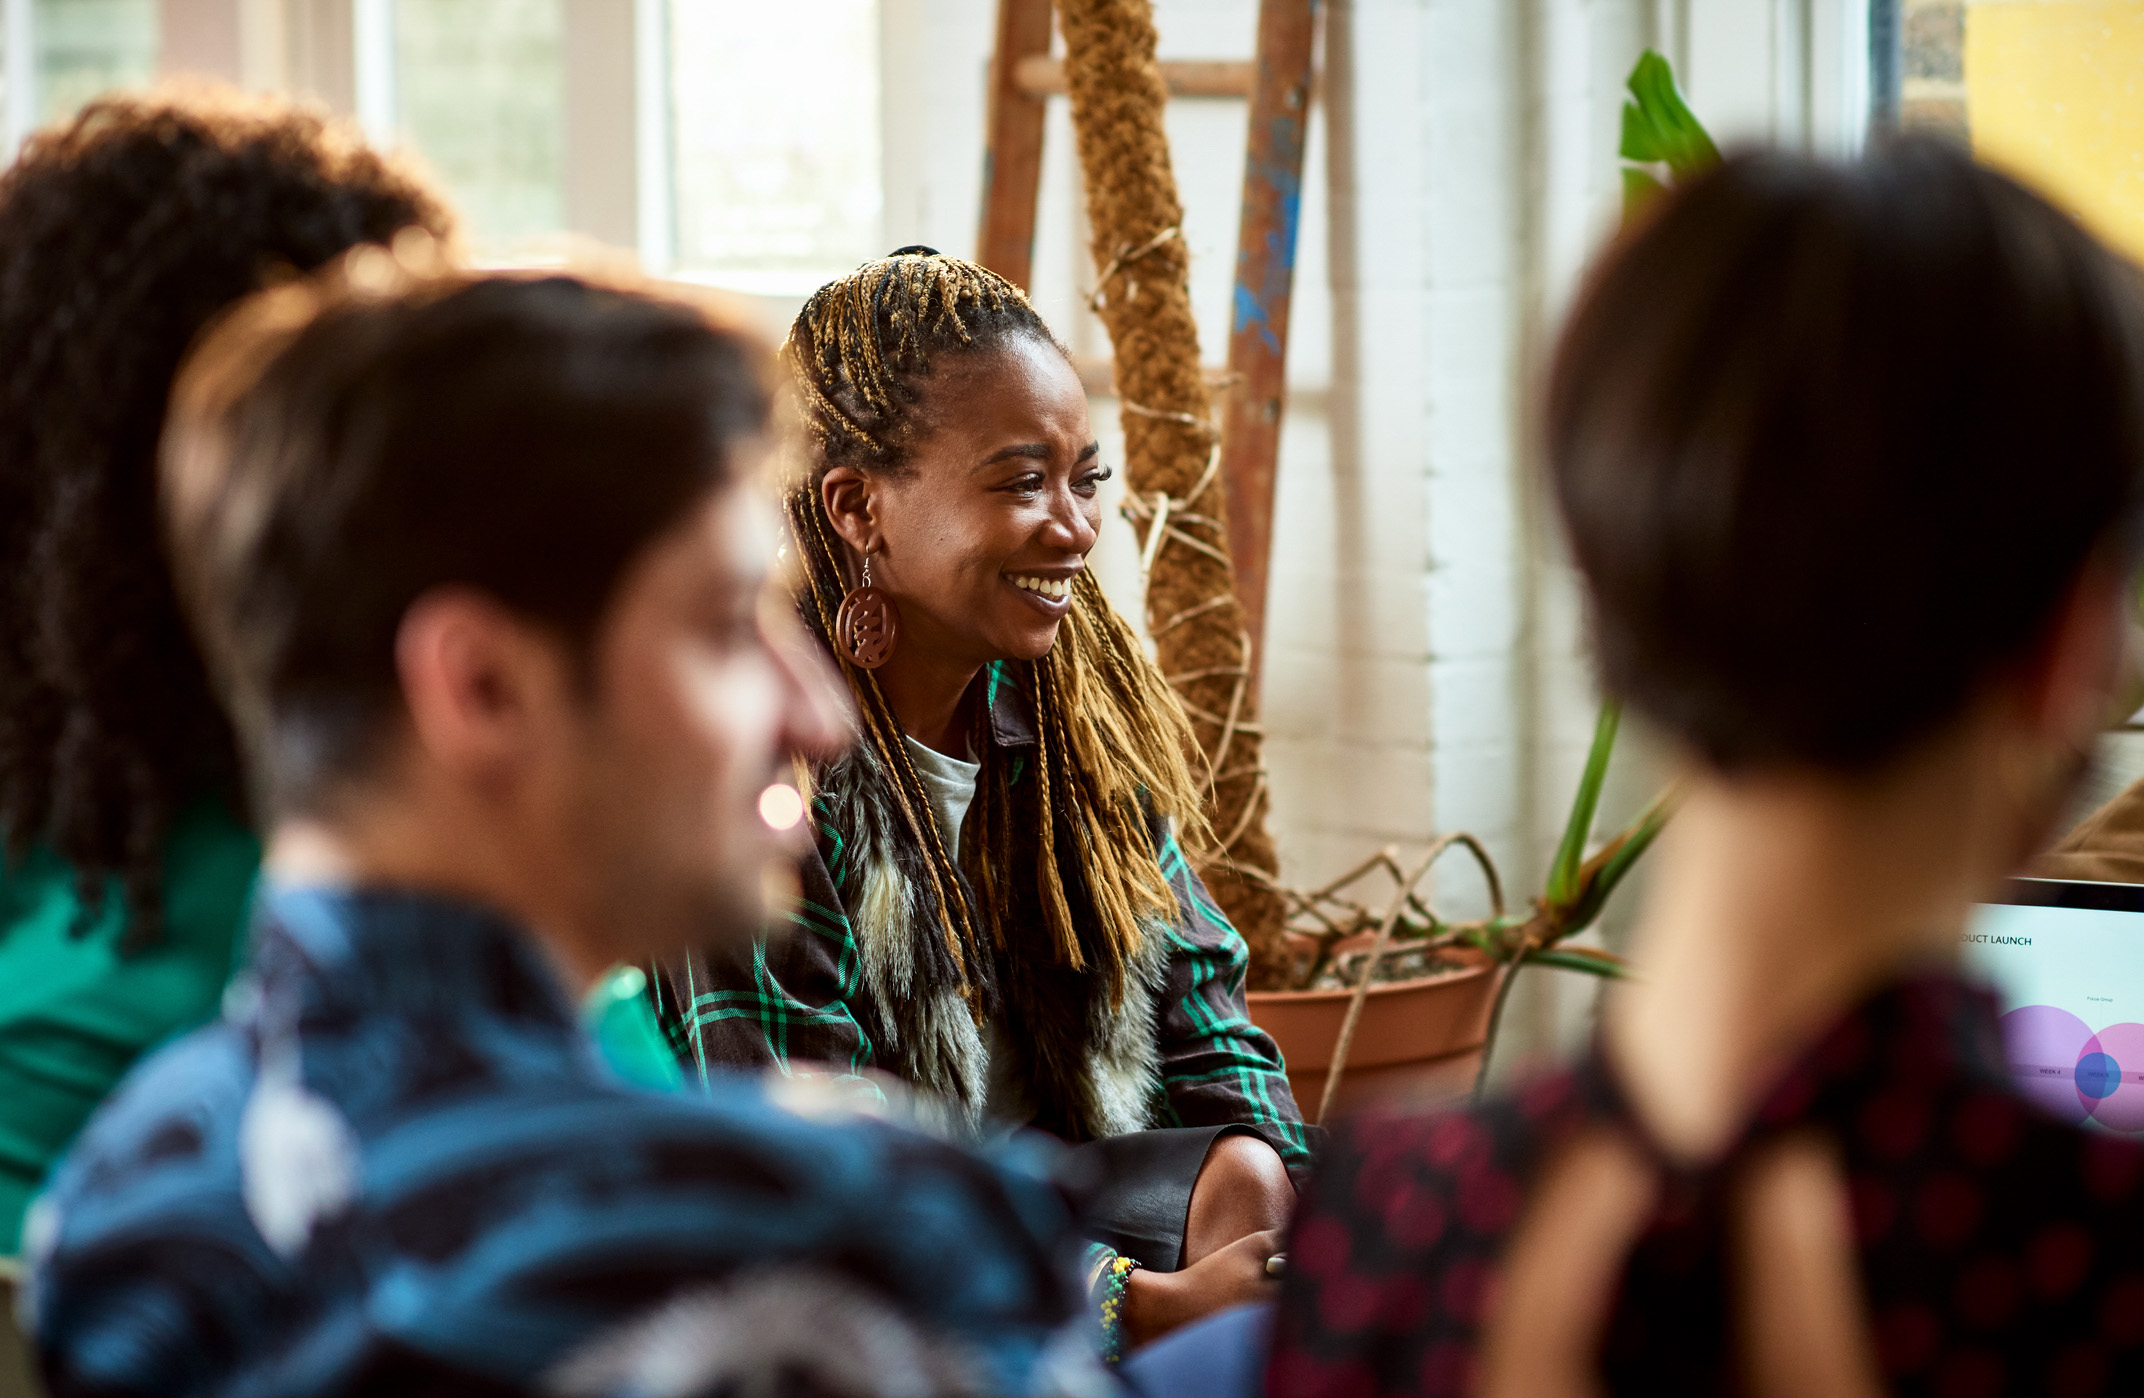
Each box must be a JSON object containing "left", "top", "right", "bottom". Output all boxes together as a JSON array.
[{"left": 1122, "top": 1228, "right": 1283, "bottom": 1349}]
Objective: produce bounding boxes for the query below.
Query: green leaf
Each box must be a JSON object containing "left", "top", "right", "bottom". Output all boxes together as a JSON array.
[
  {"left": 1555, "top": 788, "right": 1675, "bottom": 937},
  {"left": 1619, "top": 97, "right": 1666, "bottom": 164},
  {"left": 1591, "top": 789, "right": 1673, "bottom": 898},
  {"left": 1546, "top": 702, "right": 1621, "bottom": 907},
  {"left": 1621, "top": 50, "right": 1720, "bottom": 178}
]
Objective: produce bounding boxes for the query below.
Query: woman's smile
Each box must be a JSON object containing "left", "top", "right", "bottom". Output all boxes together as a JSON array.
[{"left": 1006, "top": 569, "right": 1076, "bottom": 614}]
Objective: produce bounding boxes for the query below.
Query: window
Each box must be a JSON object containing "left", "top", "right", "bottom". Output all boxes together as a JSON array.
[
  {"left": 39, "top": 0, "right": 154, "bottom": 119},
  {"left": 0, "top": 0, "right": 889, "bottom": 288},
  {"left": 360, "top": 0, "right": 889, "bottom": 282},
  {"left": 1899, "top": 0, "right": 1965, "bottom": 140},
  {"left": 0, "top": 0, "right": 158, "bottom": 149},
  {"left": 391, "top": 0, "right": 565, "bottom": 256},
  {"left": 665, "top": 0, "right": 883, "bottom": 290}
]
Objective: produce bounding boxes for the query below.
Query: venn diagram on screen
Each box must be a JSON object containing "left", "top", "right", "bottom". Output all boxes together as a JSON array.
[{"left": 2003, "top": 1006, "right": 2144, "bottom": 1130}]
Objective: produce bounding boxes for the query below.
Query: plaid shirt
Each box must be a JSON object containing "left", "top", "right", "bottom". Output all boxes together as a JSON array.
[{"left": 655, "top": 665, "right": 1313, "bottom": 1175}]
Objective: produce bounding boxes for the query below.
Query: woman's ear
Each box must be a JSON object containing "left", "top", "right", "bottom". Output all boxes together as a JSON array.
[{"left": 821, "top": 467, "right": 879, "bottom": 560}]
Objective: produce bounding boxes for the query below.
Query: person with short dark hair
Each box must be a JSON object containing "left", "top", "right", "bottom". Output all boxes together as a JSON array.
[
  {"left": 1250, "top": 140, "right": 2144, "bottom": 1396},
  {"left": 0, "top": 88, "right": 452, "bottom": 1261},
  {"left": 24, "top": 259, "right": 1094, "bottom": 1396}
]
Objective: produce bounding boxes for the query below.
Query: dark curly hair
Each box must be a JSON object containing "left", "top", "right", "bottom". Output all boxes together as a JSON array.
[{"left": 0, "top": 87, "right": 452, "bottom": 948}]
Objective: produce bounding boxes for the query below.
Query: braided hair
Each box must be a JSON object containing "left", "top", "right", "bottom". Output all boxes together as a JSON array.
[
  {"left": 785, "top": 249, "right": 1210, "bottom": 1002},
  {"left": 0, "top": 88, "right": 451, "bottom": 948}
]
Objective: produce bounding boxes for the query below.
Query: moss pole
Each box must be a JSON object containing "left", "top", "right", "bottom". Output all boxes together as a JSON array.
[{"left": 1056, "top": 0, "right": 1290, "bottom": 986}]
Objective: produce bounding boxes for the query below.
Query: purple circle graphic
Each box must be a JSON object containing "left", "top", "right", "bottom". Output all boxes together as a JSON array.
[{"left": 2000, "top": 1005, "right": 2095, "bottom": 1125}]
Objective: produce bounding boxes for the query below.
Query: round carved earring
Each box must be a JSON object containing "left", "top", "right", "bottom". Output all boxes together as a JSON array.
[{"left": 834, "top": 556, "right": 900, "bottom": 670}]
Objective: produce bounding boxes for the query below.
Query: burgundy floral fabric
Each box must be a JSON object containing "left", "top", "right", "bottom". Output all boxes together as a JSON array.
[{"left": 1269, "top": 974, "right": 2144, "bottom": 1397}]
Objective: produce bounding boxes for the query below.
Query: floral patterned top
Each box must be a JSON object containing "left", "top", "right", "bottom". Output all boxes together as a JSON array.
[{"left": 1271, "top": 972, "right": 2144, "bottom": 1396}]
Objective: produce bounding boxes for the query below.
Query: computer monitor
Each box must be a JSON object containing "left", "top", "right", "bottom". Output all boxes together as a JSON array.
[{"left": 1965, "top": 878, "right": 2144, "bottom": 1133}]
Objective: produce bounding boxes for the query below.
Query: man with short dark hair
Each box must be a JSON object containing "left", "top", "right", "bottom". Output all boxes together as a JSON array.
[{"left": 24, "top": 257, "right": 1093, "bottom": 1397}]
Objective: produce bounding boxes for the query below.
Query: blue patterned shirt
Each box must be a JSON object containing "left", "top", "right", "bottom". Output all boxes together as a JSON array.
[{"left": 23, "top": 883, "right": 1095, "bottom": 1397}]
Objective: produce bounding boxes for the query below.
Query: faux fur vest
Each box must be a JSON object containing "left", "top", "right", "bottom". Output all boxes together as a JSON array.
[{"left": 812, "top": 731, "right": 1175, "bottom": 1142}]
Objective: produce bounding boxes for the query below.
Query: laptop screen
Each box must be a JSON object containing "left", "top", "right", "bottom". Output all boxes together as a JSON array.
[{"left": 1964, "top": 878, "right": 2144, "bottom": 1133}]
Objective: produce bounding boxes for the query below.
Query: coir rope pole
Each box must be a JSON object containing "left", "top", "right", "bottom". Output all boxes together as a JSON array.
[{"left": 1055, "top": 0, "right": 1290, "bottom": 985}]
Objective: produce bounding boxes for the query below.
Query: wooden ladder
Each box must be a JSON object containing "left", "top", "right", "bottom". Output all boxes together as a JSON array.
[{"left": 975, "top": 0, "right": 1320, "bottom": 683}]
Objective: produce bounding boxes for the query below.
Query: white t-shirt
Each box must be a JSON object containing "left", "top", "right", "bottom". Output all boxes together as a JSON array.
[
  {"left": 901, "top": 735, "right": 1031, "bottom": 1127},
  {"left": 902, "top": 735, "right": 980, "bottom": 863}
]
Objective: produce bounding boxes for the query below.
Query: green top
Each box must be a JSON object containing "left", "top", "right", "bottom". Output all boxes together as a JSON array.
[
  {"left": 0, "top": 799, "right": 259, "bottom": 1254},
  {"left": 0, "top": 801, "right": 687, "bottom": 1256},
  {"left": 582, "top": 964, "right": 683, "bottom": 1093}
]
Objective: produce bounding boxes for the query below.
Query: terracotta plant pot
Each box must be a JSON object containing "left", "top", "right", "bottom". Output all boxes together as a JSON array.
[{"left": 1248, "top": 947, "right": 1507, "bottom": 1121}]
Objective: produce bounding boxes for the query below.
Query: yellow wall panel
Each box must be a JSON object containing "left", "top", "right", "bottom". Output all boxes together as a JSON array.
[{"left": 1969, "top": 1, "right": 2144, "bottom": 263}]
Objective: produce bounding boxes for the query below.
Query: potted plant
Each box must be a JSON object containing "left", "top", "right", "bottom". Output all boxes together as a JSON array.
[
  {"left": 1244, "top": 50, "right": 1713, "bottom": 1122},
  {"left": 1246, "top": 703, "right": 1671, "bottom": 1119}
]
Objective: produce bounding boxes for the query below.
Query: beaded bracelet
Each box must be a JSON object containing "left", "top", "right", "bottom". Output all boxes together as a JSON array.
[{"left": 1097, "top": 1253, "right": 1143, "bottom": 1364}]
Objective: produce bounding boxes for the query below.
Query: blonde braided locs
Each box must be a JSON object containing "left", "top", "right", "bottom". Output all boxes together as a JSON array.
[
  {"left": 1025, "top": 570, "right": 1212, "bottom": 986},
  {"left": 788, "top": 250, "right": 1031, "bottom": 472},
  {"left": 783, "top": 250, "right": 1211, "bottom": 1004},
  {"left": 783, "top": 461, "right": 987, "bottom": 988}
]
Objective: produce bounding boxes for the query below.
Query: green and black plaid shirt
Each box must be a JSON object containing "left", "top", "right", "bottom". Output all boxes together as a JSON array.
[{"left": 651, "top": 666, "right": 1312, "bottom": 1174}]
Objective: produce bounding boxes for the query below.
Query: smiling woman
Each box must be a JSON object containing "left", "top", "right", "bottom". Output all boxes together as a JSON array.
[{"left": 652, "top": 248, "right": 1310, "bottom": 1352}]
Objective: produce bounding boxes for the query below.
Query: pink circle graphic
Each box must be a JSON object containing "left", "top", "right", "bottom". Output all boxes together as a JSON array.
[{"left": 2087, "top": 1022, "right": 2144, "bottom": 1131}]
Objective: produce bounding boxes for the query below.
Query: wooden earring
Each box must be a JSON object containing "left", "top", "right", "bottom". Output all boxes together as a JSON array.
[{"left": 835, "top": 555, "right": 899, "bottom": 670}]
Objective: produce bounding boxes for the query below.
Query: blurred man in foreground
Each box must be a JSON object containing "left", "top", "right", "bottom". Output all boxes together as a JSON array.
[{"left": 24, "top": 256, "right": 1095, "bottom": 1397}]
